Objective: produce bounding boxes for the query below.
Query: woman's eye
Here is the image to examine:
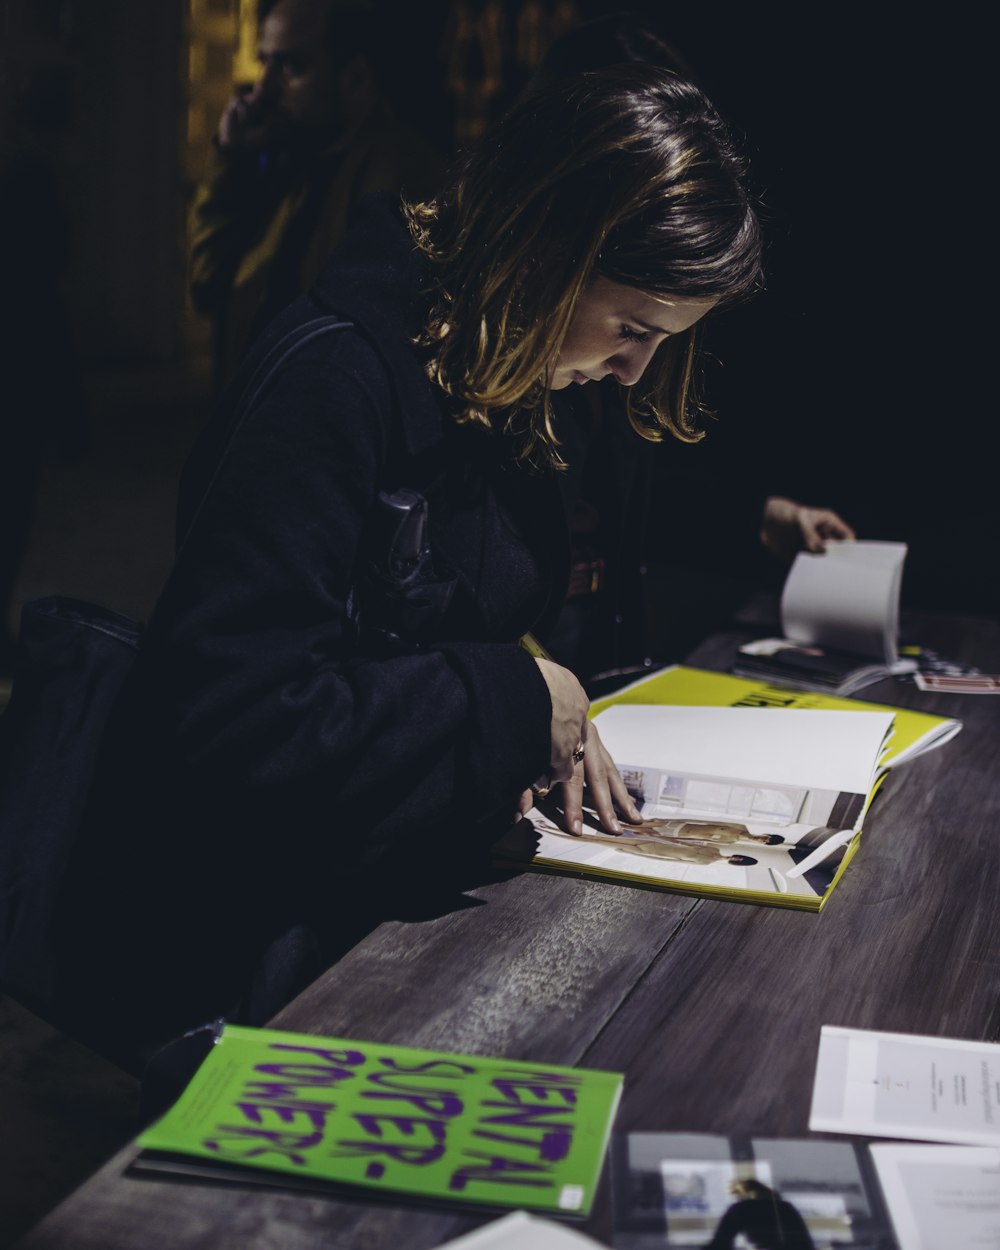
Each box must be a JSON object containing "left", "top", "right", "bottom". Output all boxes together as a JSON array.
[{"left": 618, "top": 325, "right": 650, "bottom": 344}]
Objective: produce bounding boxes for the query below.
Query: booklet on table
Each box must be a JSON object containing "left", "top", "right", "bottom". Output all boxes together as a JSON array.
[{"left": 135, "top": 1023, "right": 623, "bottom": 1219}]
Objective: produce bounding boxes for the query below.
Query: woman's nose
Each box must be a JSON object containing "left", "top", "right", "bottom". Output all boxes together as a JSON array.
[{"left": 608, "top": 340, "right": 658, "bottom": 387}]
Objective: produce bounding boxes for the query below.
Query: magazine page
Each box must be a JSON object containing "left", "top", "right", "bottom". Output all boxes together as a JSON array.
[
  {"left": 780, "top": 540, "right": 907, "bottom": 665},
  {"left": 867, "top": 1143, "right": 1000, "bottom": 1250},
  {"left": 137, "top": 1024, "right": 623, "bottom": 1217},
  {"left": 612, "top": 1132, "right": 892, "bottom": 1248},
  {"left": 809, "top": 1025, "right": 1000, "bottom": 1146},
  {"left": 590, "top": 704, "right": 894, "bottom": 797},
  {"left": 517, "top": 789, "right": 866, "bottom": 909},
  {"left": 588, "top": 666, "right": 961, "bottom": 770}
]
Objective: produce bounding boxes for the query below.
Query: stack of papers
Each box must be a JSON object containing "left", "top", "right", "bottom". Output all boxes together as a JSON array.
[{"left": 810, "top": 1025, "right": 1000, "bottom": 1250}]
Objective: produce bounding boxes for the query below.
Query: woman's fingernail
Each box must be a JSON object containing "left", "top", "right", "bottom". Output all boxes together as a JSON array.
[
  {"left": 572, "top": 818, "right": 582, "bottom": 835},
  {"left": 611, "top": 819, "right": 622, "bottom": 834}
]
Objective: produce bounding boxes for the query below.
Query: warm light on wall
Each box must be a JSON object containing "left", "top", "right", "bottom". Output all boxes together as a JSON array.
[
  {"left": 233, "top": 0, "right": 260, "bottom": 85},
  {"left": 183, "top": 0, "right": 245, "bottom": 182}
]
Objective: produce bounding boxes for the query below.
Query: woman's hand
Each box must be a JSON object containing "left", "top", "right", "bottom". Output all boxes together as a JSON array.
[
  {"left": 517, "top": 659, "right": 642, "bottom": 835},
  {"left": 760, "top": 496, "right": 856, "bottom": 562},
  {"left": 534, "top": 657, "right": 590, "bottom": 784},
  {"left": 558, "top": 723, "right": 642, "bottom": 835}
]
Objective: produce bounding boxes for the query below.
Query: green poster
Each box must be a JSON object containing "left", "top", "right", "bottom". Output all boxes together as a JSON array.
[{"left": 137, "top": 1024, "right": 623, "bottom": 1216}]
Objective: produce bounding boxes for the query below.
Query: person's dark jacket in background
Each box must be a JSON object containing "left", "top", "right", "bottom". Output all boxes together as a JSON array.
[{"left": 190, "top": 106, "right": 447, "bottom": 389}]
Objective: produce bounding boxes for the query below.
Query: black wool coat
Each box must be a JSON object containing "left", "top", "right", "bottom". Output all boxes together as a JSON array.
[{"left": 53, "top": 194, "right": 566, "bottom": 1067}]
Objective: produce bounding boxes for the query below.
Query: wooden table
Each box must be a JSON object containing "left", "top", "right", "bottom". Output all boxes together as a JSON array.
[{"left": 15, "top": 608, "right": 1000, "bottom": 1249}]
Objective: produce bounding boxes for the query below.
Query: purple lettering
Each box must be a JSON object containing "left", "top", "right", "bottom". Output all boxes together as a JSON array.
[
  {"left": 479, "top": 1105, "right": 574, "bottom": 1130},
  {"left": 252, "top": 1064, "right": 356, "bottom": 1087},
  {"left": 329, "top": 1139, "right": 446, "bottom": 1168},
  {"left": 243, "top": 1078, "right": 351, "bottom": 1099},
  {"left": 353, "top": 1113, "right": 448, "bottom": 1144},
  {"left": 473, "top": 1126, "right": 572, "bottom": 1162},
  {"left": 361, "top": 1088, "right": 464, "bottom": 1116},
  {"left": 236, "top": 1101, "right": 334, "bottom": 1131},
  {"left": 448, "top": 1151, "right": 556, "bottom": 1191},
  {"left": 376, "top": 1058, "right": 476, "bottom": 1077},
  {"left": 268, "top": 1044, "right": 366, "bottom": 1065},
  {"left": 204, "top": 1124, "right": 323, "bottom": 1165},
  {"left": 488, "top": 1077, "right": 579, "bottom": 1107}
]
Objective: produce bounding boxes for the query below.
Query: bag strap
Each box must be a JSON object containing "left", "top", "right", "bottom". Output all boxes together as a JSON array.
[{"left": 179, "top": 315, "right": 351, "bottom": 551}]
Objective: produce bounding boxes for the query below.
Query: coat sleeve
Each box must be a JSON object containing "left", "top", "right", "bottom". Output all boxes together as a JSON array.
[{"left": 141, "top": 330, "right": 553, "bottom": 845}]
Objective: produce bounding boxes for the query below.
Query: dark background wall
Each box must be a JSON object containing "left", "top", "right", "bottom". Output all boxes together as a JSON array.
[
  {"left": 573, "top": 4, "right": 994, "bottom": 617},
  {"left": 1, "top": 0, "right": 995, "bottom": 618}
]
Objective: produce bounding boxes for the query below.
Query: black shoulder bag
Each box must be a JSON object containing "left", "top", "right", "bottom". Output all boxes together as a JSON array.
[{"left": 0, "top": 315, "right": 350, "bottom": 1017}]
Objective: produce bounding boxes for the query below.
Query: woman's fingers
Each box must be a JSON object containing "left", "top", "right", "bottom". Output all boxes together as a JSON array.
[
  {"left": 558, "top": 726, "right": 642, "bottom": 836},
  {"left": 808, "top": 507, "right": 856, "bottom": 547},
  {"left": 760, "top": 496, "right": 856, "bottom": 560}
]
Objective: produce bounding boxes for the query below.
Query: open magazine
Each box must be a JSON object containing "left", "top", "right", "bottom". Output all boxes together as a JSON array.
[
  {"left": 495, "top": 667, "right": 961, "bottom": 913},
  {"left": 733, "top": 540, "right": 917, "bottom": 695}
]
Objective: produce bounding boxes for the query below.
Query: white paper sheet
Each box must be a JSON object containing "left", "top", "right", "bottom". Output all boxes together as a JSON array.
[
  {"left": 436, "top": 1210, "right": 605, "bottom": 1249},
  {"left": 869, "top": 1143, "right": 1000, "bottom": 1250},
  {"left": 810, "top": 1025, "right": 1000, "bottom": 1146}
]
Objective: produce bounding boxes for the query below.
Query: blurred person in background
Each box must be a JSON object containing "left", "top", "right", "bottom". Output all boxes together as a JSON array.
[{"left": 189, "top": 0, "right": 447, "bottom": 390}]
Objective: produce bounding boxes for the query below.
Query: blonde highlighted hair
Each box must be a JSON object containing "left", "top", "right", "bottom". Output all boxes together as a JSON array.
[{"left": 406, "top": 65, "right": 762, "bottom": 466}]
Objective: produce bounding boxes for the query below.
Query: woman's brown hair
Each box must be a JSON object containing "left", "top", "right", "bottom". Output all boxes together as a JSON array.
[{"left": 406, "top": 64, "right": 762, "bottom": 466}]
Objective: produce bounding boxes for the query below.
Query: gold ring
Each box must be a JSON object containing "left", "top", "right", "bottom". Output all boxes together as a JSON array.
[{"left": 572, "top": 743, "right": 586, "bottom": 765}]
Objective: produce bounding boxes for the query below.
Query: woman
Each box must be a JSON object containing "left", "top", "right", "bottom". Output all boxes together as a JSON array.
[{"left": 54, "top": 66, "right": 764, "bottom": 1072}]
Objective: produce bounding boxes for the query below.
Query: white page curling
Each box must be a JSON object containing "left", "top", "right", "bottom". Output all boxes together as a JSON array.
[
  {"left": 781, "top": 540, "right": 907, "bottom": 664},
  {"left": 592, "top": 705, "right": 894, "bottom": 795}
]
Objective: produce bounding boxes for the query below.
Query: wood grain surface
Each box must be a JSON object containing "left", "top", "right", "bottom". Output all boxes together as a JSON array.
[{"left": 15, "top": 609, "right": 1000, "bottom": 1249}]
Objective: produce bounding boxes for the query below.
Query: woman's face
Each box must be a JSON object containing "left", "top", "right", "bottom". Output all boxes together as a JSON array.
[{"left": 549, "top": 275, "right": 717, "bottom": 390}]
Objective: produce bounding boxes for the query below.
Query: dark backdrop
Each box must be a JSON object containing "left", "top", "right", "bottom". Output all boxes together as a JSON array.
[
  {"left": 572, "top": 5, "right": 994, "bottom": 616},
  {"left": 4, "top": 2, "right": 992, "bottom": 619}
]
